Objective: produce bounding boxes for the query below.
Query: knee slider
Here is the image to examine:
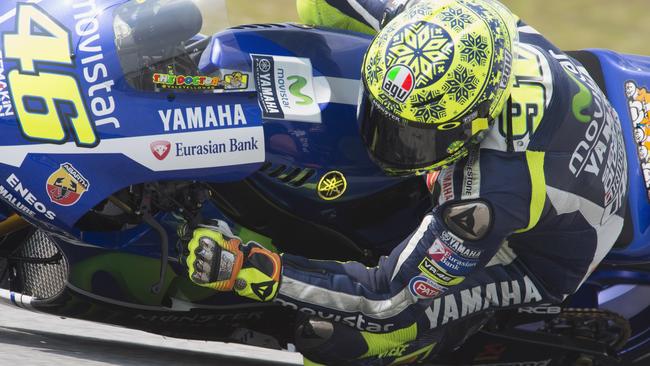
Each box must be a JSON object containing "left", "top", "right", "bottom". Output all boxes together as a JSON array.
[{"left": 295, "top": 317, "right": 335, "bottom": 352}]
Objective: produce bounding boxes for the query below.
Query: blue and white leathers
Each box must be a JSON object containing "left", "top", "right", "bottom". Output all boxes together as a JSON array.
[{"left": 278, "top": 1, "right": 628, "bottom": 363}]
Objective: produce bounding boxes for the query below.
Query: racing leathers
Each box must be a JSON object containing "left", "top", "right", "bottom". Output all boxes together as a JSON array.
[{"left": 273, "top": 0, "right": 629, "bottom": 365}]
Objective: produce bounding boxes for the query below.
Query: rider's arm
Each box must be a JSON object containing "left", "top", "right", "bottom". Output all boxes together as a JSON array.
[
  {"left": 296, "top": 0, "right": 389, "bottom": 34},
  {"left": 276, "top": 150, "right": 533, "bottom": 330},
  {"left": 296, "top": 0, "right": 524, "bottom": 35}
]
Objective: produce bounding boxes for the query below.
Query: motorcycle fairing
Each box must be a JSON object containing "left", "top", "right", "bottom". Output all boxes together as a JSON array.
[
  {"left": 580, "top": 49, "right": 650, "bottom": 262},
  {"left": 0, "top": 0, "right": 265, "bottom": 235},
  {"left": 0, "top": 1, "right": 421, "bottom": 248}
]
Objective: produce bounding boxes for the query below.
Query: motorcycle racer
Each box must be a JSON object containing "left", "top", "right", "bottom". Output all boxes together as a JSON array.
[{"left": 187, "top": 0, "right": 628, "bottom": 364}]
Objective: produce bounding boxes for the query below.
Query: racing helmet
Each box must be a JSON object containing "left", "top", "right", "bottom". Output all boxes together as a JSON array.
[{"left": 358, "top": 0, "right": 519, "bottom": 174}]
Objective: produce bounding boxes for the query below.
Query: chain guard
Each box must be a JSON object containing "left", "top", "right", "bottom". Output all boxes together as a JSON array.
[{"left": 542, "top": 308, "right": 631, "bottom": 351}]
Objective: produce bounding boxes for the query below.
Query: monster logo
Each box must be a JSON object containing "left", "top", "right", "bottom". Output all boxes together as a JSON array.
[{"left": 46, "top": 163, "right": 90, "bottom": 206}]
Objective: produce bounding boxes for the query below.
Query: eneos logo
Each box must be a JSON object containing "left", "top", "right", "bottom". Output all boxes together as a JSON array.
[
  {"left": 46, "top": 163, "right": 90, "bottom": 206},
  {"left": 383, "top": 65, "right": 414, "bottom": 102},
  {"left": 150, "top": 140, "right": 172, "bottom": 161},
  {"left": 409, "top": 276, "right": 443, "bottom": 299}
]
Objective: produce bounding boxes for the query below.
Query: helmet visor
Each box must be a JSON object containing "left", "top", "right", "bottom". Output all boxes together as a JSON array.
[{"left": 359, "top": 89, "right": 471, "bottom": 173}]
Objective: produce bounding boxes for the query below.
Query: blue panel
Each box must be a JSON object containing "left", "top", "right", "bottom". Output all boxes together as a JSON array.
[
  {"left": 0, "top": 1, "right": 419, "bottom": 253},
  {"left": 590, "top": 50, "right": 650, "bottom": 262}
]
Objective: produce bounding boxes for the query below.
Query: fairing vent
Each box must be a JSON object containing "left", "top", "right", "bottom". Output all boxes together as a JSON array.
[
  {"left": 16, "top": 230, "right": 68, "bottom": 300},
  {"left": 259, "top": 162, "right": 316, "bottom": 187}
]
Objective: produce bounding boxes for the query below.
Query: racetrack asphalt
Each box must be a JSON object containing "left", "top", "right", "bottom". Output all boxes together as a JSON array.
[{"left": 0, "top": 303, "right": 303, "bottom": 365}]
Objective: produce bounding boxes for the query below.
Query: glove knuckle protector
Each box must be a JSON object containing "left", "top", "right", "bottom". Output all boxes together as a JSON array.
[{"left": 187, "top": 228, "right": 244, "bottom": 291}]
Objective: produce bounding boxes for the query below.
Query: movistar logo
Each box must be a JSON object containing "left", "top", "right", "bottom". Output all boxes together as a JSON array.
[
  {"left": 288, "top": 76, "right": 313, "bottom": 105},
  {"left": 567, "top": 71, "right": 593, "bottom": 123}
]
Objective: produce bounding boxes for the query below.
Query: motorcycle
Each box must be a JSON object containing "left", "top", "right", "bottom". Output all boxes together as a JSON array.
[{"left": 0, "top": 0, "right": 648, "bottom": 365}]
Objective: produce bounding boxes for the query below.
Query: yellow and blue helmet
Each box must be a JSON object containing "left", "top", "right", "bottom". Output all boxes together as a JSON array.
[{"left": 359, "top": 0, "right": 519, "bottom": 174}]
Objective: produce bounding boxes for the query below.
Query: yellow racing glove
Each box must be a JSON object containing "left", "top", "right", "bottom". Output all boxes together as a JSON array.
[{"left": 186, "top": 222, "right": 282, "bottom": 302}]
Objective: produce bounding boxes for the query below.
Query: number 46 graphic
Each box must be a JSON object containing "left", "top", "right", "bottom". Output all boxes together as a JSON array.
[{"left": 3, "top": 4, "right": 98, "bottom": 147}]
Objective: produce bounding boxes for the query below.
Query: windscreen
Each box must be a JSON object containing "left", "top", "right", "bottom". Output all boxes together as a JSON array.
[{"left": 113, "top": 0, "right": 235, "bottom": 93}]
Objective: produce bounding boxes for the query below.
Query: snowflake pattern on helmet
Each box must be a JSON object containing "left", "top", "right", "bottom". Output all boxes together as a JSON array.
[
  {"left": 406, "top": 3, "right": 436, "bottom": 19},
  {"left": 463, "top": 1, "right": 488, "bottom": 17},
  {"left": 385, "top": 22, "right": 454, "bottom": 88},
  {"left": 412, "top": 91, "right": 448, "bottom": 122},
  {"left": 460, "top": 33, "right": 489, "bottom": 66},
  {"left": 365, "top": 54, "right": 384, "bottom": 85},
  {"left": 445, "top": 66, "right": 479, "bottom": 103},
  {"left": 439, "top": 7, "right": 473, "bottom": 31}
]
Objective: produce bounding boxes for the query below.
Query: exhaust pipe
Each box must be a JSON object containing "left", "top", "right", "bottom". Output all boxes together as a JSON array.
[{"left": 0, "top": 288, "right": 34, "bottom": 310}]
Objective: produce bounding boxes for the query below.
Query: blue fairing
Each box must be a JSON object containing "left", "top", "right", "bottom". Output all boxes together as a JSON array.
[
  {"left": 0, "top": 0, "right": 266, "bottom": 235},
  {"left": 588, "top": 50, "right": 650, "bottom": 262},
  {"left": 0, "top": 1, "right": 411, "bottom": 246}
]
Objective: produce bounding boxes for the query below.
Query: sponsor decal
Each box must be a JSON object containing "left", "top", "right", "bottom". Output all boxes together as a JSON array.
[
  {"left": 275, "top": 298, "right": 394, "bottom": 332},
  {"left": 426, "top": 170, "right": 440, "bottom": 193},
  {"left": 252, "top": 54, "right": 321, "bottom": 123},
  {"left": 428, "top": 239, "right": 453, "bottom": 262},
  {"left": 518, "top": 305, "right": 561, "bottom": 315},
  {"left": 382, "top": 344, "right": 436, "bottom": 365},
  {"left": 0, "top": 51, "right": 13, "bottom": 118},
  {"left": 428, "top": 239, "right": 478, "bottom": 276},
  {"left": 427, "top": 275, "right": 543, "bottom": 329},
  {"left": 317, "top": 171, "right": 347, "bottom": 201},
  {"left": 150, "top": 141, "right": 171, "bottom": 161},
  {"left": 138, "top": 127, "right": 265, "bottom": 171},
  {"left": 251, "top": 280, "right": 277, "bottom": 301},
  {"left": 133, "top": 311, "right": 263, "bottom": 323},
  {"left": 409, "top": 275, "right": 445, "bottom": 299},
  {"left": 158, "top": 104, "right": 248, "bottom": 132},
  {"left": 379, "top": 344, "right": 408, "bottom": 358},
  {"left": 383, "top": 65, "right": 415, "bottom": 103},
  {"left": 439, "top": 167, "right": 455, "bottom": 204},
  {"left": 462, "top": 150, "right": 480, "bottom": 199},
  {"left": 46, "top": 163, "right": 90, "bottom": 206},
  {"left": 418, "top": 257, "right": 464, "bottom": 286},
  {"left": 152, "top": 70, "right": 249, "bottom": 91},
  {"left": 440, "top": 230, "right": 482, "bottom": 259},
  {"left": 476, "top": 361, "right": 551, "bottom": 366},
  {"left": 175, "top": 137, "right": 260, "bottom": 157},
  {"left": 625, "top": 79, "right": 650, "bottom": 200},
  {"left": 553, "top": 51, "right": 627, "bottom": 223},
  {"left": 0, "top": 174, "right": 56, "bottom": 220},
  {"left": 74, "top": 0, "right": 120, "bottom": 129}
]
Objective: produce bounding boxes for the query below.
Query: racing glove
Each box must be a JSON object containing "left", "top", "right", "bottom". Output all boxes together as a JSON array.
[{"left": 186, "top": 222, "right": 282, "bottom": 302}]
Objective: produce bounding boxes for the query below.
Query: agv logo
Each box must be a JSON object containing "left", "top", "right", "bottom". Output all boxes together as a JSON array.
[{"left": 383, "top": 65, "right": 415, "bottom": 102}]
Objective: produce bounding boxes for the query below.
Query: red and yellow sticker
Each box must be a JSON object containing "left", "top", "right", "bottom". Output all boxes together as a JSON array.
[{"left": 46, "top": 163, "right": 90, "bottom": 206}]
